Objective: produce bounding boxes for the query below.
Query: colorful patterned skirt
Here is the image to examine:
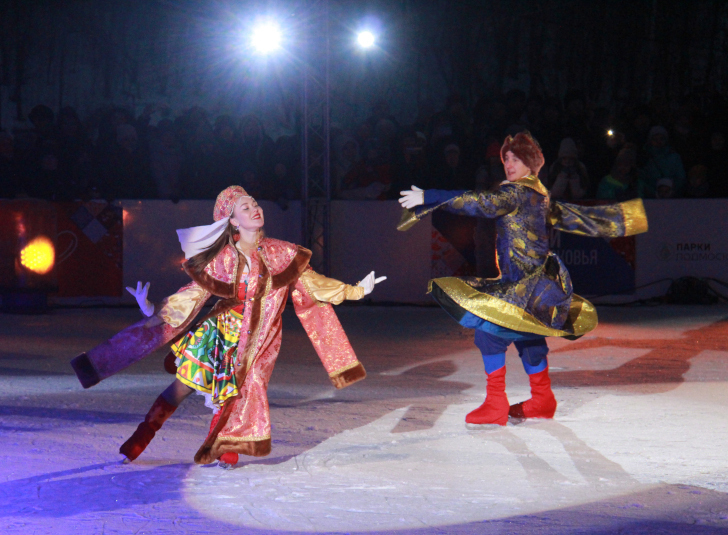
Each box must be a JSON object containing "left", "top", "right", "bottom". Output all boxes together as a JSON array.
[{"left": 172, "top": 308, "right": 245, "bottom": 408}]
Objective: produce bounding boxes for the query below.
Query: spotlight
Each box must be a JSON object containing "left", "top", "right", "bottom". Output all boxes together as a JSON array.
[
  {"left": 20, "top": 236, "right": 55, "bottom": 275},
  {"left": 251, "top": 22, "right": 282, "bottom": 54},
  {"left": 357, "top": 31, "right": 376, "bottom": 49},
  {"left": 0, "top": 200, "right": 57, "bottom": 314}
]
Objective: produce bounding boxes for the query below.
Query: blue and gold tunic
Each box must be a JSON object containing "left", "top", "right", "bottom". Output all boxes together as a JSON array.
[{"left": 398, "top": 175, "right": 648, "bottom": 338}]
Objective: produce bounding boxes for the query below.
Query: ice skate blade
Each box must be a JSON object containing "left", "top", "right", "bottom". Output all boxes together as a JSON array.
[
  {"left": 465, "top": 422, "right": 508, "bottom": 430},
  {"left": 218, "top": 461, "right": 235, "bottom": 470},
  {"left": 509, "top": 416, "right": 556, "bottom": 426},
  {"left": 121, "top": 456, "right": 132, "bottom": 464}
]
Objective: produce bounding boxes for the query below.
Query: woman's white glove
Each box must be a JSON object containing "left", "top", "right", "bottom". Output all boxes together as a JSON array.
[
  {"left": 125, "top": 281, "right": 155, "bottom": 317},
  {"left": 357, "top": 271, "right": 387, "bottom": 296},
  {"left": 398, "top": 185, "right": 424, "bottom": 209}
]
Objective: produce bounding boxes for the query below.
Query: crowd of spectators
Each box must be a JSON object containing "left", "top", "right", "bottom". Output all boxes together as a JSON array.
[
  {"left": 2, "top": 89, "right": 728, "bottom": 203},
  {"left": 0, "top": 104, "right": 298, "bottom": 204}
]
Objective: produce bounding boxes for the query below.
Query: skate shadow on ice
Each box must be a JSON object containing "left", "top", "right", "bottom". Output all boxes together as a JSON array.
[
  {"left": 264, "top": 359, "right": 473, "bottom": 459},
  {"left": 0, "top": 462, "right": 189, "bottom": 518},
  {"left": 483, "top": 419, "right": 638, "bottom": 489},
  {"left": 549, "top": 317, "right": 728, "bottom": 392},
  {"left": 386, "top": 359, "right": 473, "bottom": 433}
]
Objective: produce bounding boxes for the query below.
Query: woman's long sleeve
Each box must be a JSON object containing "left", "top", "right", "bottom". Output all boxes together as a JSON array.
[{"left": 291, "top": 268, "right": 366, "bottom": 389}]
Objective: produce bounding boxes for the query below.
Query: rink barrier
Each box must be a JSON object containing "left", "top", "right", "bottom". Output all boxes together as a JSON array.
[{"left": 2, "top": 199, "right": 726, "bottom": 305}]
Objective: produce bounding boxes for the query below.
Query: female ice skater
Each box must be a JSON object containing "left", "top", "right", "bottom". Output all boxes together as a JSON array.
[
  {"left": 72, "top": 185, "right": 385, "bottom": 468},
  {"left": 398, "top": 132, "right": 647, "bottom": 425}
]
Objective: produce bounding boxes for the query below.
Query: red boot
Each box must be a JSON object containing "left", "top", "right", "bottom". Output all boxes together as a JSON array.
[
  {"left": 465, "top": 367, "right": 509, "bottom": 426},
  {"left": 218, "top": 452, "right": 239, "bottom": 469},
  {"left": 207, "top": 411, "right": 239, "bottom": 468},
  {"left": 508, "top": 368, "right": 557, "bottom": 419},
  {"left": 119, "top": 395, "right": 177, "bottom": 461}
]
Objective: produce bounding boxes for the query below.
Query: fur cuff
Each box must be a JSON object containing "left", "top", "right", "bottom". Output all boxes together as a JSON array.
[
  {"left": 329, "top": 362, "right": 367, "bottom": 389},
  {"left": 183, "top": 262, "right": 236, "bottom": 298},
  {"left": 271, "top": 246, "right": 312, "bottom": 289},
  {"left": 195, "top": 438, "right": 272, "bottom": 464},
  {"left": 71, "top": 353, "right": 101, "bottom": 389}
]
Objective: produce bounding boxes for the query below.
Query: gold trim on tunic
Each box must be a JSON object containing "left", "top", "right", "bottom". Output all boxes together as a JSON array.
[
  {"left": 514, "top": 175, "right": 549, "bottom": 197},
  {"left": 429, "top": 277, "right": 598, "bottom": 337},
  {"left": 216, "top": 434, "right": 271, "bottom": 442},
  {"left": 397, "top": 208, "right": 422, "bottom": 231},
  {"left": 621, "top": 198, "right": 649, "bottom": 236},
  {"left": 241, "top": 264, "right": 272, "bottom": 375}
]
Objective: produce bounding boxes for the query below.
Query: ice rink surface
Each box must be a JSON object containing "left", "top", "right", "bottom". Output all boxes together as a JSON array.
[{"left": 1, "top": 304, "right": 728, "bottom": 534}]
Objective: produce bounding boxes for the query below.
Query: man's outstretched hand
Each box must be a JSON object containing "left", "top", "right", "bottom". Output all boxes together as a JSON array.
[{"left": 398, "top": 185, "right": 424, "bottom": 209}]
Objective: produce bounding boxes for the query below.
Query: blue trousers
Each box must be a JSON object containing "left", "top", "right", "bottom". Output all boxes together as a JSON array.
[{"left": 460, "top": 312, "right": 548, "bottom": 375}]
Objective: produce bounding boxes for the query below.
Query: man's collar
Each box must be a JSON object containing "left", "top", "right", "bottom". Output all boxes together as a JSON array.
[{"left": 501, "top": 175, "right": 549, "bottom": 196}]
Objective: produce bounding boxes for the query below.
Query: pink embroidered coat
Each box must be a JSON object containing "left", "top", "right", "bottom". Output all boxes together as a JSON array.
[{"left": 71, "top": 237, "right": 366, "bottom": 464}]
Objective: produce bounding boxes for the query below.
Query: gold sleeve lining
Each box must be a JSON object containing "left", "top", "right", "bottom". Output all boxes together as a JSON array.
[
  {"left": 157, "top": 286, "right": 208, "bottom": 328},
  {"left": 397, "top": 208, "right": 422, "bottom": 231},
  {"left": 299, "top": 269, "right": 364, "bottom": 305},
  {"left": 621, "top": 198, "right": 649, "bottom": 236}
]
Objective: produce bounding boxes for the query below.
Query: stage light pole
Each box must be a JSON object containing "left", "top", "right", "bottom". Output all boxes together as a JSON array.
[
  {"left": 301, "top": 14, "right": 379, "bottom": 275},
  {"left": 300, "top": 2, "right": 333, "bottom": 275},
  {"left": 248, "top": 7, "right": 380, "bottom": 275}
]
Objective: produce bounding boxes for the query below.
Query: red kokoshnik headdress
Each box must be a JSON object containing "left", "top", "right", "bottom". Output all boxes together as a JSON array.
[
  {"left": 213, "top": 185, "right": 250, "bottom": 221},
  {"left": 177, "top": 186, "right": 253, "bottom": 259}
]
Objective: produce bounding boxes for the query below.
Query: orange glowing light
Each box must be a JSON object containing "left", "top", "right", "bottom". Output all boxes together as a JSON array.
[{"left": 20, "top": 236, "right": 55, "bottom": 274}]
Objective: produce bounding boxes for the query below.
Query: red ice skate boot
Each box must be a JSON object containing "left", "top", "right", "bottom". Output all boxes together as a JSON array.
[
  {"left": 218, "top": 452, "right": 239, "bottom": 470},
  {"left": 508, "top": 368, "right": 557, "bottom": 419},
  {"left": 465, "top": 367, "right": 509, "bottom": 426},
  {"left": 207, "top": 411, "right": 239, "bottom": 469},
  {"left": 119, "top": 394, "right": 177, "bottom": 461}
]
